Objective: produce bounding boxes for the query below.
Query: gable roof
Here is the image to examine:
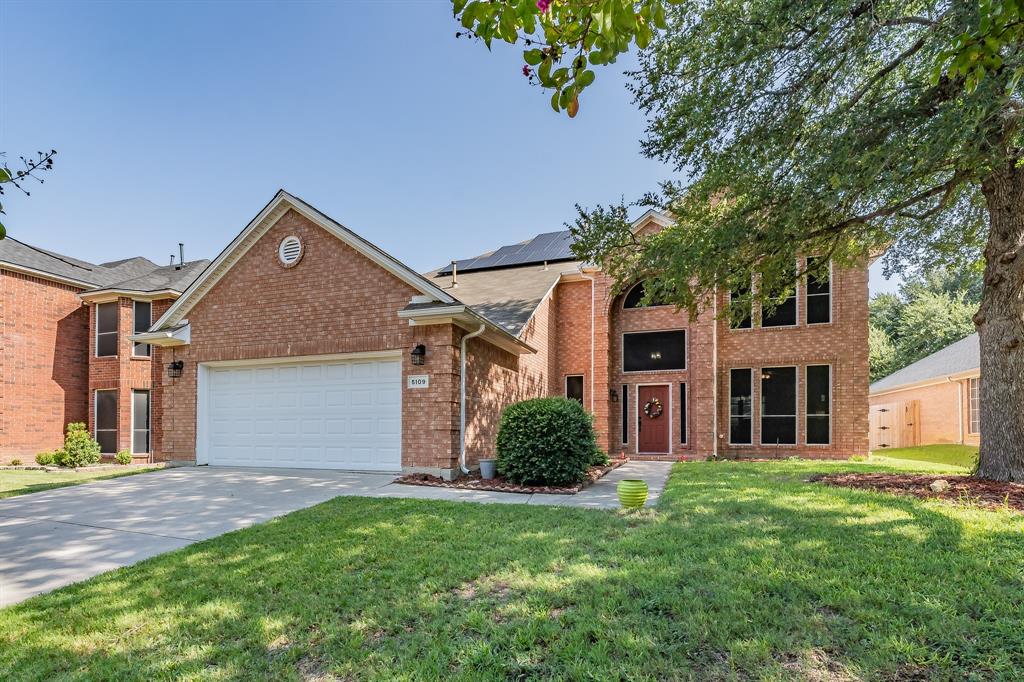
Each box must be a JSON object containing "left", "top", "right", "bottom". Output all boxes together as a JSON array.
[
  {"left": 0, "top": 237, "right": 116, "bottom": 287},
  {"left": 424, "top": 261, "right": 581, "bottom": 335},
  {"left": 870, "top": 333, "right": 979, "bottom": 394},
  {"left": 80, "top": 259, "right": 211, "bottom": 299},
  {"left": 151, "top": 190, "right": 457, "bottom": 332}
]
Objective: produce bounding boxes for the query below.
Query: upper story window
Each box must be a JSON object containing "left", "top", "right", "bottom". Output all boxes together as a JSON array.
[
  {"left": 623, "top": 281, "right": 669, "bottom": 309},
  {"left": 623, "top": 330, "right": 686, "bottom": 372},
  {"left": 805, "top": 257, "right": 831, "bottom": 324},
  {"left": 96, "top": 302, "right": 118, "bottom": 357},
  {"left": 133, "top": 300, "right": 152, "bottom": 357},
  {"left": 761, "top": 263, "right": 798, "bottom": 327},
  {"left": 729, "top": 285, "right": 753, "bottom": 329}
]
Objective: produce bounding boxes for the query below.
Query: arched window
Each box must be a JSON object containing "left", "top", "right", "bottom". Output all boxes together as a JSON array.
[{"left": 622, "top": 281, "right": 668, "bottom": 309}]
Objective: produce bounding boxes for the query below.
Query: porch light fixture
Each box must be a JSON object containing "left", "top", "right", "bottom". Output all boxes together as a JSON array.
[
  {"left": 411, "top": 344, "right": 426, "bottom": 366},
  {"left": 609, "top": 388, "right": 618, "bottom": 403},
  {"left": 649, "top": 351, "right": 662, "bottom": 360},
  {"left": 167, "top": 360, "right": 184, "bottom": 378}
]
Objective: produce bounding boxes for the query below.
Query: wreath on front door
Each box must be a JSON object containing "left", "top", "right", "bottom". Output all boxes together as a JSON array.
[{"left": 643, "top": 397, "right": 664, "bottom": 419}]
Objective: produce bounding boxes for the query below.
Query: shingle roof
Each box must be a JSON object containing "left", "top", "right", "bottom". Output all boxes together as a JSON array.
[
  {"left": 424, "top": 261, "right": 581, "bottom": 335},
  {"left": 870, "top": 333, "right": 979, "bottom": 393},
  {"left": 94, "top": 259, "right": 211, "bottom": 294},
  {"left": 0, "top": 237, "right": 114, "bottom": 286}
]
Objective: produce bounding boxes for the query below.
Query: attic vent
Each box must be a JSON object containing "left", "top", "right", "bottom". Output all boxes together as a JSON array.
[{"left": 278, "top": 236, "right": 303, "bottom": 267}]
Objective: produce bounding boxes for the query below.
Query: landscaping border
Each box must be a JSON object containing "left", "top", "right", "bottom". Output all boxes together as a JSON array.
[{"left": 395, "top": 459, "right": 626, "bottom": 495}]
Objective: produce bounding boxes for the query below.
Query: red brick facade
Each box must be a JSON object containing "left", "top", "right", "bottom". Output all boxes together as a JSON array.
[
  {"left": 2, "top": 202, "right": 869, "bottom": 470},
  {"left": 0, "top": 270, "right": 89, "bottom": 461}
]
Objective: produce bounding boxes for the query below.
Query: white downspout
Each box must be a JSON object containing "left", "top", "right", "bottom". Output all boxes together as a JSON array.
[
  {"left": 711, "top": 289, "right": 719, "bottom": 459},
  {"left": 459, "top": 324, "right": 487, "bottom": 475}
]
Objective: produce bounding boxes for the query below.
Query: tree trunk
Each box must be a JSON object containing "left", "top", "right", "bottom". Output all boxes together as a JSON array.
[{"left": 975, "top": 160, "right": 1024, "bottom": 481}]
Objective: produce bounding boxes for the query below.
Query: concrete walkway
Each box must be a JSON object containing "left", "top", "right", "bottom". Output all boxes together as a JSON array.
[{"left": 0, "top": 461, "right": 672, "bottom": 607}]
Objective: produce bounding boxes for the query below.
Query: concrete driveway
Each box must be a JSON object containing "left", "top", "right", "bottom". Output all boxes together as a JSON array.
[{"left": 0, "top": 461, "right": 671, "bottom": 607}]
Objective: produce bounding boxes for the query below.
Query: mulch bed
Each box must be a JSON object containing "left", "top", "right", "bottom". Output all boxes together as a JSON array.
[
  {"left": 810, "top": 472, "right": 1024, "bottom": 513},
  {"left": 394, "top": 459, "right": 626, "bottom": 495}
]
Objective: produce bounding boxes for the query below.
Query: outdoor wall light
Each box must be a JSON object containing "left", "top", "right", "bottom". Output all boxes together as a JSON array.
[
  {"left": 167, "top": 360, "right": 184, "bottom": 378},
  {"left": 609, "top": 388, "right": 618, "bottom": 403},
  {"left": 411, "top": 344, "right": 426, "bottom": 366}
]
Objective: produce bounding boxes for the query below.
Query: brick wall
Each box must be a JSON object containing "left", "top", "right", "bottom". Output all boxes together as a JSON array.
[{"left": 0, "top": 270, "right": 89, "bottom": 461}]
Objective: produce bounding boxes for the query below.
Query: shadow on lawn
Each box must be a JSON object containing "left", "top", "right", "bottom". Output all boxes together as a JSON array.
[{"left": 2, "top": 465, "right": 1022, "bottom": 679}]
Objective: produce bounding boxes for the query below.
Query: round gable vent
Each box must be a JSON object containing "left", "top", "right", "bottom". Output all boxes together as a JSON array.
[{"left": 278, "top": 235, "right": 303, "bottom": 267}]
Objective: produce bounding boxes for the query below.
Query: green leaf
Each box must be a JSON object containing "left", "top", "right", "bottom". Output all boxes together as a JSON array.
[
  {"left": 550, "top": 89, "right": 561, "bottom": 112},
  {"left": 524, "top": 48, "right": 543, "bottom": 65},
  {"left": 0, "top": 168, "right": 10, "bottom": 183},
  {"left": 0, "top": 220, "right": 5, "bottom": 240},
  {"left": 453, "top": 0, "right": 469, "bottom": 15},
  {"left": 578, "top": 69, "right": 596, "bottom": 87}
]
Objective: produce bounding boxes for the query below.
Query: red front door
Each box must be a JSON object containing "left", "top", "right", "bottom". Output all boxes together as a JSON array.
[{"left": 637, "top": 385, "right": 670, "bottom": 453}]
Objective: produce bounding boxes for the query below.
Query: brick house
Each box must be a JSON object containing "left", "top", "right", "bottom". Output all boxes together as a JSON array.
[
  {"left": 868, "top": 334, "right": 979, "bottom": 450},
  {"left": 2, "top": 190, "right": 869, "bottom": 472}
]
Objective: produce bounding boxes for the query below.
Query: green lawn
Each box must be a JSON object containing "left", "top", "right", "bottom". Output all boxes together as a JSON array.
[
  {"left": 0, "top": 467, "right": 158, "bottom": 500},
  {"left": 871, "top": 444, "right": 980, "bottom": 470},
  {"left": 1, "top": 460, "right": 1021, "bottom": 680}
]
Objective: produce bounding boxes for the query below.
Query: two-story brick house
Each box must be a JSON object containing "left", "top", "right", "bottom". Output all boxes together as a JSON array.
[{"left": 1, "top": 190, "right": 869, "bottom": 471}]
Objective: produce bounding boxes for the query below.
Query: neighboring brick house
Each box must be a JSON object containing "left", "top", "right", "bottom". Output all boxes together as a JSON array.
[
  {"left": 868, "top": 334, "right": 980, "bottom": 450},
  {"left": 2, "top": 190, "right": 870, "bottom": 473},
  {"left": 0, "top": 237, "right": 208, "bottom": 463}
]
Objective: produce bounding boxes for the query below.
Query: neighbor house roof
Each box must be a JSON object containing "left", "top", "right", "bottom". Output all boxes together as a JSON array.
[
  {"left": 870, "top": 333, "right": 979, "bottom": 394},
  {"left": 423, "top": 261, "right": 581, "bottom": 336},
  {"left": 81, "top": 259, "right": 211, "bottom": 299}
]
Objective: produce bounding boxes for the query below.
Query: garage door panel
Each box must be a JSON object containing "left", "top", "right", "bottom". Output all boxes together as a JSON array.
[{"left": 203, "top": 358, "right": 401, "bottom": 471}]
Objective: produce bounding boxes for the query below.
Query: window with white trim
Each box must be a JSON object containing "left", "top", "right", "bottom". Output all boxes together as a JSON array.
[
  {"left": 729, "top": 284, "right": 752, "bottom": 329},
  {"left": 132, "top": 390, "right": 150, "bottom": 454},
  {"left": 729, "top": 368, "right": 752, "bottom": 444},
  {"left": 96, "top": 302, "right": 118, "bottom": 357},
  {"left": 565, "top": 375, "right": 584, "bottom": 405},
  {"left": 761, "top": 263, "right": 798, "bottom": 327},
  {"left": 806, "top": 365, "right": 831, "bottom": 444},
  {"left": 761, "top": 367, "right": 796, "bottom": 444},
  {"left": 969, "top": 377, "right": 980, "bottom": 434},
  {"left": 95, "top": 389, "right": 118, "bottom": 453},
  {"left": 623, "top": 330, "right": 686, "bottom": 372},
  {"left": 805, "top": 257, "right": 831, "bottom": 324},
  {"left": 133, "top": 300, "right": 151, "bottom": 357},
  {"left": 623, "top": 281, "right": 668, "bottom": 308},
  {"left": 621, "top": 384, "right": 629, "bottom": 444}
]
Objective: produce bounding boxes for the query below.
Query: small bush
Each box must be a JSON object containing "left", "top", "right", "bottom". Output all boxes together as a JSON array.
[
  {"left": 57, "top": 422, "right": 101, "bottom": 468},
  {"left": 115, "top": 450, "right": 133, "bottom": 465},
  {"left": 35, "top": 451, "right": 56, "bottom": 466},
  {"left": 10, "top": 458, "right": 22, "bottom": 466},
  {"left": 590, "top": 446, "right": 610, "bottom": 467},
  {"left": 848, "top": 454, "right": 868, "bottom": 462},
  {"left": 496, "top": 397, "right": 596, "bottom": 487}
]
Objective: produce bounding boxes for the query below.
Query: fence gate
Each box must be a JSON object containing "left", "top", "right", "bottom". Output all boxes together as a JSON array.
[{"left": 870, "top": 400, "right": 920, "bottom": 451}]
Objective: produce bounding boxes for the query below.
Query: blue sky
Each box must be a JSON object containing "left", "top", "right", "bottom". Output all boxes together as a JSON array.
[{"left": 2, "top": 0, "right": 897, "bottom": 293}]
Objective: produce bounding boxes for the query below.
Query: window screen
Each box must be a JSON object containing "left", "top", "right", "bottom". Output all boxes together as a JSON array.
[
  {"left": 969, "top": 377, "right": 980, "bottom": 434},
  {"left": 623, "top": 331, "right": 686, "bottom": 372},
  {"left": 730, "top": 285, "right": 752, "bottom": 329},
  {"left": 679, "top": 383, "right": 687, "bottom": 444},
  {"left": 132, "top": 390, "right": 150, "bottom": 454},
  {"left": 96, "top": 302, "right": 118, "bottom": 357},
  {"left": 806, "top": 257, "right": 831, "bottom": 324},
  {"left": 806, "top": 365, "right": 830, "bottom": 444},
  {"left": 621, "top": 384, "right": 629, "bottom": 444},
  {"left": 729, "top": 369, "right": 752, "bottom": 444},
  {"left": 133, "top": 301, "right": 151, "bottom": 357},
  {"left": 761, "top": 367, "right": 796, "bottom": 444},
  {"left": 565, "top": 375, "right": 584, "bottom": 404},
  {"left": 761, "top": 264, "right": 798, "bottom": 327},
  {"left": 95, "top": 390, "right": 118, "bottom": 453}
]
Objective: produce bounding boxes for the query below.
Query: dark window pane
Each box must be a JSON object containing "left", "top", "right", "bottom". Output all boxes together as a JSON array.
[
  {"left": 565, "top": 376, "right": 584, "bottom": 404},
  {"left": 97, "top": 302, "right": 118, "bottom": 333},
  {"left": 806, "top": 258, "right": 830, "bottom": 295},
  {"left": 623, "top": 282, "right": 667, "bottom": 309},
  {"left": 806, "top": 366, "right": 830, "bottom": 415},
  {"left": 807, "top": 416, "right": 830, "bottom": 444},
  {"left": 97, "top": 430, "right": 117, "bottom": 454},
  {"left": 133, "top": 301, "right": 151, "bottom": 333},
  {"left": 679, "top": 383, "right": 687, "bottom": 443},
  {"left": 97, "top": 333, "right": 118, "bottom": 357},
  {"left": 621, "top": 384, "right": 628, "bottom": 444},
  {"left": 96, "top": 391, "right": 117, "bottom": 430},
  {"left": 623, "top": 331, "right": 686, "bottom": 372},
  {"left": 730, "top": 288, "right": 752, "bottom": 328},
  {"left": 761, "top": 367, "right": 796, "bottom": 416},
  {"left": 730, "top": 416, "right": 752, "bottom": 444},
  {"left": 807, "top": 295, "right": 830, "bottom": 324},
  {"left": 762, "top": 296, "right": 797, "bottom": 327},
  {"left": 761, "top": 416, "right": 796, "bottom": 444}
]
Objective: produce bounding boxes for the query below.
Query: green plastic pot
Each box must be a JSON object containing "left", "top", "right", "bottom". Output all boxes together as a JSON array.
[{"left": 617, "top": 479, "right": 649, "bottom": 509}]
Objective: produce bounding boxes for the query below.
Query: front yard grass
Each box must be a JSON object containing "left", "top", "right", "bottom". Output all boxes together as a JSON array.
[
  {"left": 871, "top": 444, "right": 979, "bottom": 470},
  {"left": 1, "top": 460, "right": 1021, "bottom": 680},
  {"left": 0, "top": 467, "right": 159, "bottom": 500}
]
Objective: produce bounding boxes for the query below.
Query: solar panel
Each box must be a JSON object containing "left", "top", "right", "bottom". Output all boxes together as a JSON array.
[{"left": 437, "top": 229, "right": 575, "bottom": 274}]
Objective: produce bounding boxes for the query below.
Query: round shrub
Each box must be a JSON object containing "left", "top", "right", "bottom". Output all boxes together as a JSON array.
[
  {"left": 35, "top": 451, "right": 56, "bottom": 466},
  {"left": 115, "top": 450, "right": 133, "bottom": 465},
  {"left": 496, "top": 397, "right": 597, "bottom": 487},
  {"left": 59, "top": 422, "right": 101, "bottom": 468}
]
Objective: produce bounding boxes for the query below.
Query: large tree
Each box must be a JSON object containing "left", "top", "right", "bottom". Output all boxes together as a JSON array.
[{"left": 456, "top": 1, "right": 1023, "bottom": 480}]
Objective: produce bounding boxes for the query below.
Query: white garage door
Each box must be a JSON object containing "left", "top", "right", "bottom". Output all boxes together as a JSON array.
[{"left": 201, "top": 357, "right": 401, "bottom": 471}]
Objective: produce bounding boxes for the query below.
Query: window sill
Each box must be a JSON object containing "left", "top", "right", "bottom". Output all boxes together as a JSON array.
[{"left": 130, "top": 355, "right": 152, "bottom": 361}]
